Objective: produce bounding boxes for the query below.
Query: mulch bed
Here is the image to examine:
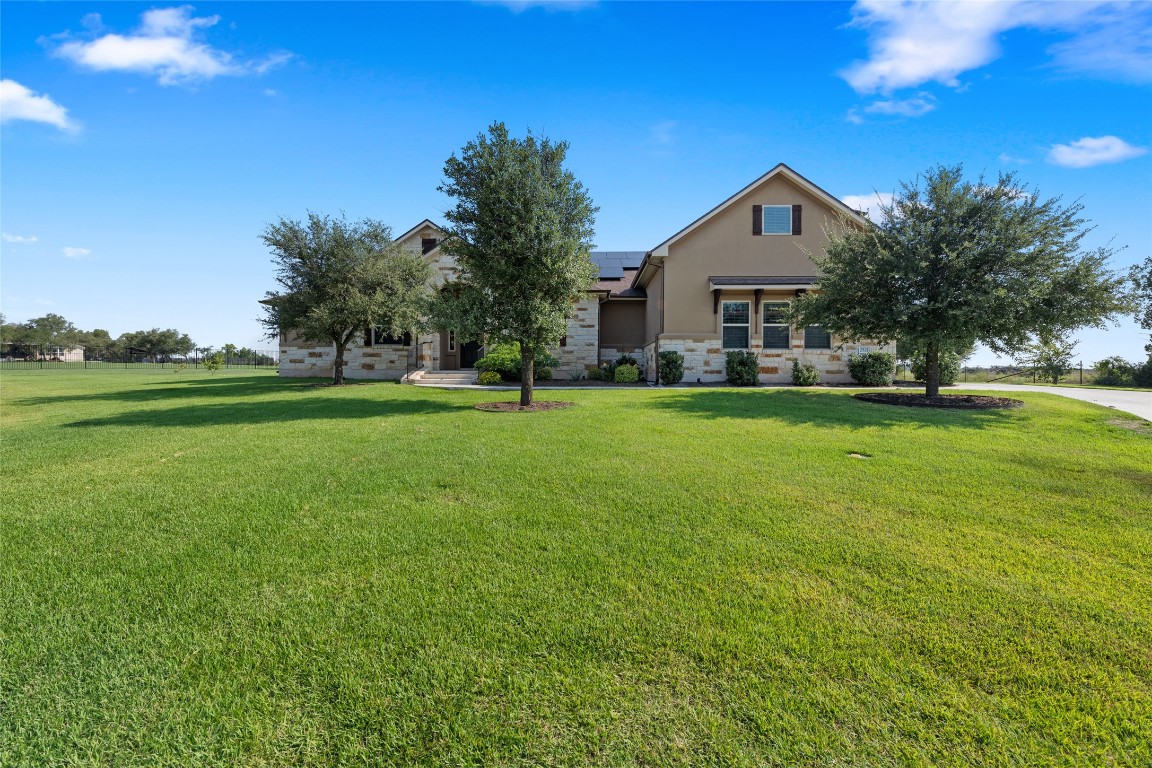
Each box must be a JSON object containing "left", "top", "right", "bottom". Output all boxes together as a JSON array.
[
  {"left": 854, "top": 392, "right": 1024, "bottom": 410},
  {"left": 474, "top": 401, "right": 573, "bottom": 413}
]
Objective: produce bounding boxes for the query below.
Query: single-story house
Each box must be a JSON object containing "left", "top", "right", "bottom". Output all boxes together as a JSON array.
[{"left": 277, "top": 163, "right": 892, "bottom": 384}]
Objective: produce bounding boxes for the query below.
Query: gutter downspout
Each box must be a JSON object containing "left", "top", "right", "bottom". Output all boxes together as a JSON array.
[{"left": 654, "top": 262, "right": 665, "bottom": 385}]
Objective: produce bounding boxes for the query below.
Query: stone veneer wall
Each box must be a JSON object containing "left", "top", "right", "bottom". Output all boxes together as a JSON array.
[
  {"left": 552, "top": 297, "right": 600, "bottom": 378},
  {"left": 653, "top": 331, "right": 894, "bottom": 384}
]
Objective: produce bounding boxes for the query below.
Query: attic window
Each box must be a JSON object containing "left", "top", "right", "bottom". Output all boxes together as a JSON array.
[
  {"left": 421, "top": 238, "right": 439, "bottom": 254},
  {"left": 761, "top": 206, "right": 792, "bottom": 235}
]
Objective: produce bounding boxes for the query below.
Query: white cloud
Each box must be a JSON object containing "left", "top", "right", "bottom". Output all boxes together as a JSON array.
[
  {"left": 2, "top": 233, "right": 39, "bottom": 244},
  {"left": 0, "top": 79, "right": 77, "bottom": 131},
  {"left": 998, "top": 152, "right": 1029, "bottom": 165},
  {"left": 51, "top": 6, "right": 291, "bottom": 86},
  {"left": 62, "top": 247, "right": 92, "bottom": 259},
  {"left": 479, "top": 0, "right": 597, "bottom": 12},
  {"left": 841, "top": 0, "right": 1151, "bottom": 94},
  {"left": 841, "top": 192, "right": 894, "bottom": 222},
  {"left": 1047, "top": 136, "right": 1147, "bottom": 168},
  {"left": 863, "top": 93, "right": 936, "bottom": 117}
]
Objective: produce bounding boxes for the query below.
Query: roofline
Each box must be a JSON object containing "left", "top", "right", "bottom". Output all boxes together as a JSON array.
[
  {"left": 394, "top": 218, "right": 445, "bottom": 244},
  {"left": 646, "top": 163, "right": 867, "bottom": 259}
]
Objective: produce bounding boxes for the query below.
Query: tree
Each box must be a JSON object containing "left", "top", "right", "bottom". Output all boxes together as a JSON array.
[
  {"left": 116, "top": 328, "right": 196, "bottom": 361},
  {"left": 793, "top": 165, "right": 1130, "bottom": 397},
  {"left": 1014, "top": 334, "right": 1076, "bottom": 385},
  {"left": 259, "top": 212, "right": 433, "bottom": 385},
  {"left": 435, "top": 122, "right": 598, "bottom": 406},
  {"left": 1131, "top": 255, "right": 1152, "bottom": 355}
]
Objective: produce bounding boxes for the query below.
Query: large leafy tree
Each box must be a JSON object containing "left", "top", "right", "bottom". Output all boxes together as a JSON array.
[
  {"left": 793, "top": 165, "right": 1130, "bottom": 397},
  {"left": 116, "top": 328, "right": 196, "bottom": 361},
  {"left": 259, "top": 212, "right": 433, "bottom": 385},
  {"left": 436, "top": 122, "right": 598, "bottom": 406}
]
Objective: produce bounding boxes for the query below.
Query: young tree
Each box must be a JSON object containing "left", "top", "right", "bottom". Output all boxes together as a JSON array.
[
  {"left": 259, "top": 212, "right": 433, "bottom": 385},
  {"left": 1014, "top": 334, "right": 1076, "bottom": 385},
  {"left": 436, "top": 122, "right": 598, "bottom": 406},
  {"left": 793, "top": 166, "right": 1130, "bottom": 397},
  {"left": 1130, "top": 255, "right": 1152, "bottom": 355}
]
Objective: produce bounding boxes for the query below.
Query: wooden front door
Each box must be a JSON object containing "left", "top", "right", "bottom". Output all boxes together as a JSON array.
[{"left": 439, "top": 331, "right": 458, "bottom": 370}]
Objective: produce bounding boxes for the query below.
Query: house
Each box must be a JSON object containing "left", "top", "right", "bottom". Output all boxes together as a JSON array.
[{"left": 276, "top": 164, "right": 892, "bottom": 384}]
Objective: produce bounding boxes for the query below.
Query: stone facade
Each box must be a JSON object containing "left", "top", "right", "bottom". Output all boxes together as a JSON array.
[
  {"left": 552, "top": 297, "right": 600, "bottom": 378},
  {"left": 651, "top": 333, "right": 894, "bottom": 384},
  {"left": 279, "top": 335, "right": 413, "bottom": 380}
]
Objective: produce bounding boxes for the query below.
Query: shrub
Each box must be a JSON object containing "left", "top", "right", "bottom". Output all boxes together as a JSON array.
[
  {"left": 586, "top": 366, "right": 605, "bottom": 381},
  {"left": 910, "top": 349, "right": 963, "bottom": 385},
  {"left": 658, "top": 350, "right": 684, "bottom": 385},
  {"left": 201, "top": 352, "right": 224, "bottom": 373},
  {"left": 847, "top": 351, "right": 895, "bottom": 386},
  {"left": 1092, "top": 356, "right": 1137, "bottom": 387},
  {"left": 614, "top": 354, "right": 639, "bottom": 368},
  {"left": 791, "top": 360, "right": 820, "bottom": 386},
  {"left": 725, "top": 351, "right": 758, "bottom": 386},
  {"left": 475, "top": 343, "right": 559, "bottom": 381},
  {"left": 1133, "top": 359, "right": 1152, "bottom": 388},
  {"left": 614, "top": 363, "right": 639, "bottom": 383},
  {"left": 477, "top": 370, "right": 502, "bottom": 386}
]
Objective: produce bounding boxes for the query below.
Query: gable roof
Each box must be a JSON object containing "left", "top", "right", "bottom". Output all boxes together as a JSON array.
[
  {"left": 646, "top": 163, "right": 866, "bottom": 259},
  {"left": 394, "top": 219, "right": 446, "bottom": 246}
]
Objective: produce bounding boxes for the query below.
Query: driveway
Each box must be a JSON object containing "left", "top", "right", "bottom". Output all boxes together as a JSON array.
[{"left": 955, "top": 382, "right": 1151, "bottom": 421}]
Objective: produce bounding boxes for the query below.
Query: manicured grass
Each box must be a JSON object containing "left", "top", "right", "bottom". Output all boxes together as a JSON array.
[{"left": 2, "top": 370, "right": 1149, "bottom": 766}]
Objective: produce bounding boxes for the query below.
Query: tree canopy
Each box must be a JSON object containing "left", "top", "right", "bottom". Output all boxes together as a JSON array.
[
  {"left": 259, "top": 212, "right": 433, "bottom": 385},
  {"left": 1131, "top": 255, "right": 1152, "bottom": 355},
  {"left": 793, "top": 165, "right": 1130, "bottom": 396},
  {"left": 435, "top": 122, "right": 598, "bottom": 406}
]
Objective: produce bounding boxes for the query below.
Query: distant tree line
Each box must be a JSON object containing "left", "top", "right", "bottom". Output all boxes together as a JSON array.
[{"left": 0, "top": 313, "right": 271, "bottom": 364}]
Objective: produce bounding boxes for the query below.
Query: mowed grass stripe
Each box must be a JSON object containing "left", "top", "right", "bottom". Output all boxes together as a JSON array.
[{"left": 1, "top": 370, "right": 1149, "bottom": 766}]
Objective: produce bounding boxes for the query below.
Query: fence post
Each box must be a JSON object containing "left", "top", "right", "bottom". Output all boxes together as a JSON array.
[{"left": 1080, "top": 361, "right": 1083, "bottom": 385}]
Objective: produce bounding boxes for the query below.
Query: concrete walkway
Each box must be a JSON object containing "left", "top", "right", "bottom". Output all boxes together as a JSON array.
[{"left": 956, "top": 382, "right": 1151, "bottom": 421}]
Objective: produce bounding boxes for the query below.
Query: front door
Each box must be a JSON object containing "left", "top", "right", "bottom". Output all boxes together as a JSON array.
[{"left": 461, "top": 341, "right": 482, "bottom": 369}]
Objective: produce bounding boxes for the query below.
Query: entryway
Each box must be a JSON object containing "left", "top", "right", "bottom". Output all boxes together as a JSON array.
[{"left": 439, "top": 331, "right": 482, "bottom": 370}]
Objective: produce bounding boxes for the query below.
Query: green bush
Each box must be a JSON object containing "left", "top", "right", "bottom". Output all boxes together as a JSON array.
[
  {"left": 614, "top": 364, "right": 639, "bottom": 383},
  {"left": 586, "top": 366, "right": 606, "bottom": 381},
  {"left": 614, "top": 353, "right": 639, "bottom": 368},
  {"left": 791, "top": 360, "right": 820, "bottom": 386},
  {"left": 1092, "top": 356, "right": 1137, "bottom": 386},
  {"left": 658, "top": 350, "right": 684, "bottom": 385},
  {"left": 1133, "top": 359, "right": 1152, "bottom": 388},
  {"left": 910, "top": 349, "right": 964, "bottom": 385},
  {"left": 477, "top": 370, "right": 502, "bottom": 386},
  {"left": 847, "top": 351, "right": 895, "bottom": 386},
  {"left": 474, "top": 343, "right": 559, "bottom": 382},
  {"left": 725, "top": 351, "right": 758, "bottom": 386}
]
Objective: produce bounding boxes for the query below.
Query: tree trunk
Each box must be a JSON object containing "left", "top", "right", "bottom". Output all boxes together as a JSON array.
[
  {"left": 333, "top": 341, "right": 346, "bottom": 385},
  {"left": 924, "top": 342, "right": 940, "bottom": 398},
  {"left": 520, "top": 343, "right": 534, "bottom": 407}
]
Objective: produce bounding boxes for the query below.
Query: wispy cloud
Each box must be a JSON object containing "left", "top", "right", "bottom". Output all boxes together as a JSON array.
[
  {"left": 841, "top": 192, "right": 894, "bottom": 222},
  {"left": 0, "top": 80, "right": 78, "bottom": 131},
  {"left": 1047, "top": 136, "right": 1147, "bottom": 168},
  {"left": 478, "top": 0, "right": 597, "bottom": 12},
  {"left": 648, "top": 120, "right": 677, "bottom": 151},
  {"left": 2, "top": 232, "right": 39, "bottom": 244},
  {"left": 998, "top": 152, "right": 1030, "bottom": 165},
  {"left": 841, "top": 0, "right": 1151, "bottom": 94},
  {"left": 62, "top": 246, "right": 93, "bottom": 259},
  {"left": 50, "top": 6, "right": 292, "bottom": 86}
]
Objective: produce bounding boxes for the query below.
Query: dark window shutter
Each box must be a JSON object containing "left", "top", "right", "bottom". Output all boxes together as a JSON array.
[
  {"left": 364, "top": 327, "right": 373, "bottom": 346},
  {"left": 752, "top": 205, "right": 763, "bottom": 236},
  {"left": 791, "top": 205, "right": 802, "bottom": 236}
]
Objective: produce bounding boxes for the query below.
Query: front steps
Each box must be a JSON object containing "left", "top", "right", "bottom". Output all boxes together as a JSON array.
[{"left": 408, "top": 370, "right": 477, "bottom": 387}]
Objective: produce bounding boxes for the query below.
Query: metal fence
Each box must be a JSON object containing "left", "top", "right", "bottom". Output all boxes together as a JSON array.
[{"left": 0, "top": 344, "right": 279, "bottom": 371}]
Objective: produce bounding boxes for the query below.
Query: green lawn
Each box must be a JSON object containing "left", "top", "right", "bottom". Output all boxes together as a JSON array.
[{"left": 2, "top": 371, "right": 1149, "bottom": 767}]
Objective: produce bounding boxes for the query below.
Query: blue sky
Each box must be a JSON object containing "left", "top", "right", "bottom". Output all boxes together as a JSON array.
[{"left": 2, "top": 0, "right": 1150, "bottom": 364}]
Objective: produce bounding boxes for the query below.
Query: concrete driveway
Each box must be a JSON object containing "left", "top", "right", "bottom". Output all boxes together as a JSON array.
[{"left": 955, "top": 382, "right": 1151, "bottom": 421}]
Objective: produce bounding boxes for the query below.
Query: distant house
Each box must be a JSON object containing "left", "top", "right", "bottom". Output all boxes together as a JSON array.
[{"left": 276, "top": 164, "right": 892, "bottom": 383}]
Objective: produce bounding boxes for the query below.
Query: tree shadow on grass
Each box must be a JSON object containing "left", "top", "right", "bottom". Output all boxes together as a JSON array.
[
  {"left": 15, "top": 375, "right": 388, "bottom": 407},
  {"left": 63, "top": 393, "right": 468, "bottom": 429},
  {"left": 646, "top": 389, "right": 1018, "bottom": 431}
]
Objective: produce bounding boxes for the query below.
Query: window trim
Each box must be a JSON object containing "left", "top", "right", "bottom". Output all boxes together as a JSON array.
[
  {"left": 448, "top": 330, "right": 456, "bottom": 352},
  {"left": 761, "top": 301, "right": 791, "bottom": 349},
  {"left": 721, "top": 300, "right": 751, "bottom": 349},
  {"left": 760, "top": 205, "right": 793, "bottom": 236}
]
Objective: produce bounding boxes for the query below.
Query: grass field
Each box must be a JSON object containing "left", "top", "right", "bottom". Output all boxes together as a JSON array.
[{"left": 2, "top": 370, "right": 1149, "bottom": 766}]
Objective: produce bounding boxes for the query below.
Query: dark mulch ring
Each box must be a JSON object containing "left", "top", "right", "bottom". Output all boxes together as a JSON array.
[
  {"left": 474, "top": 401, "right": 574, "bottom": 413},
  {"left": 854, "top": 392, "right": 1025, "bottom": 410}
]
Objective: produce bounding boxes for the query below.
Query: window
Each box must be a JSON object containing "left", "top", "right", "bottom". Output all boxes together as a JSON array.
[
  {"left": 722, "top": 301, "right": 750, "bottom": 349},
  {"left": 761, "top": 205, "right": 792, "bottom": 235},
  {"left": 762, "top": 302, "right": 790, "bottom": 349},
  {"left": 421, "top": 237, "right": 439, "bottom": 254},
  {"left": 373, "top": 327, "right": 411, "bottom": 346},
  {"left": 448, "top": 331, "right": 456, "bottom": 352},
  {"left": 804, "top": 325, "right": 831, "bottom": 349}
]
